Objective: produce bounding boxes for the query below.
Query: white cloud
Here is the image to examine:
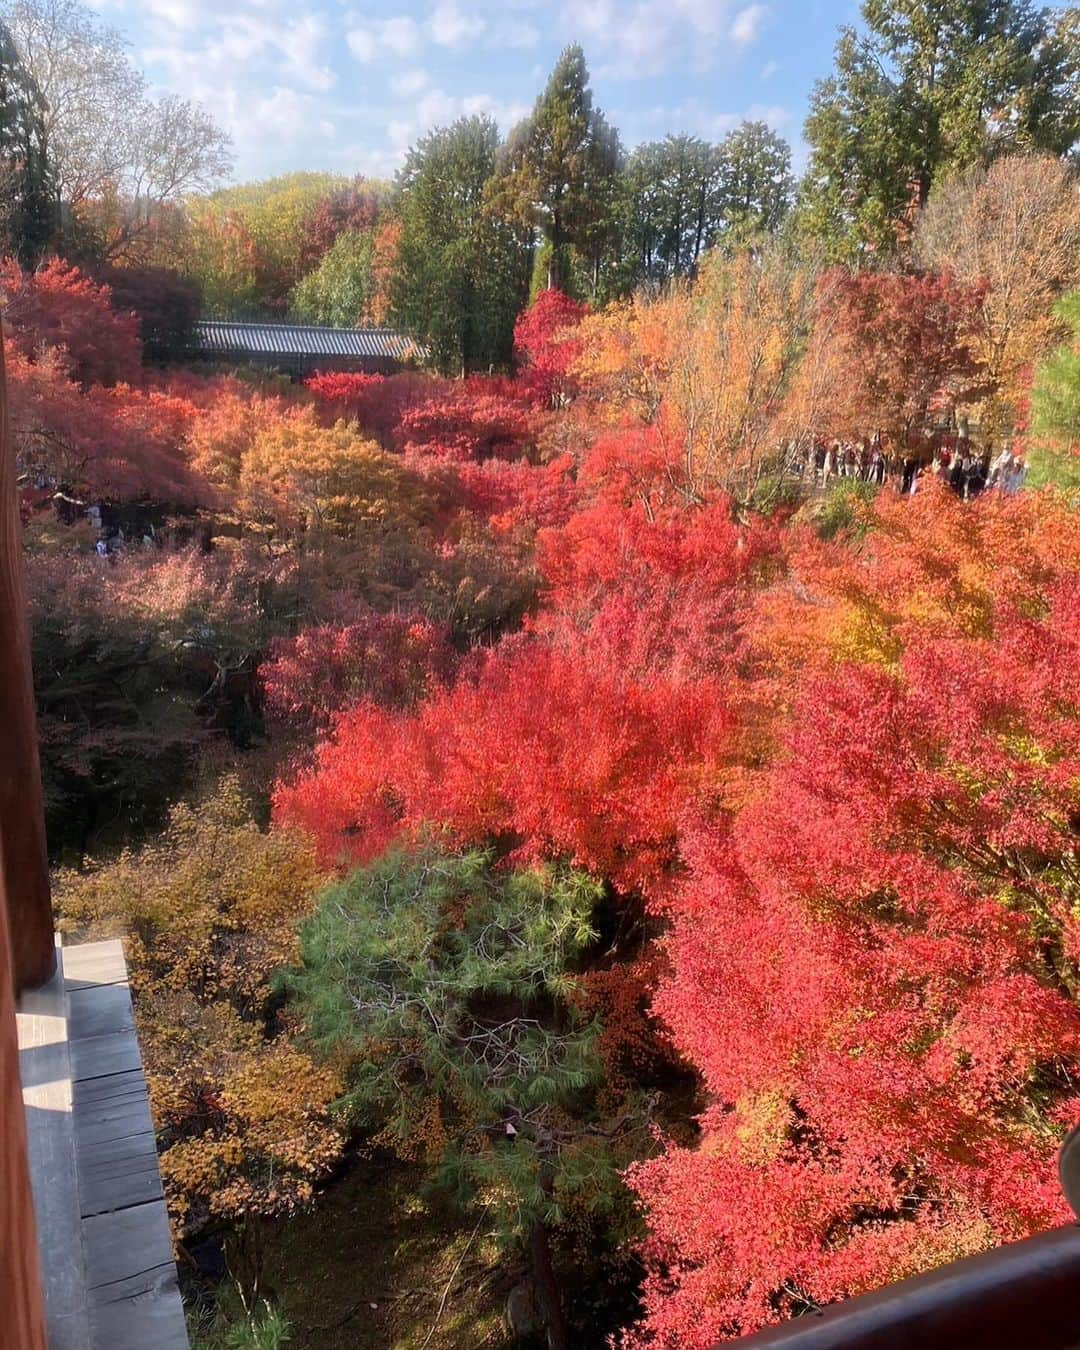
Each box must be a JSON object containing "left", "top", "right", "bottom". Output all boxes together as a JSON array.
[
  {"left": 427, "top": 2, "right": 485, "bottom": 48},
  {"left": 345, "top": 27, "right": 376, "bottom": 62},
  {"left": 388, "top": 86, "right": 529, "bottom": 151},
  {"left": 380, "top": 15, "right": 423, "bottom": 55},
  {"left": 390, "top": 68, "right": 430, "bottom": 97},
  {"left": 148, "top": 13, "right": 335, "bottom": 92},
  {"left": 708, "top": 102, "right": 789, "bottom": 137},
  {"left": 323, "top": 140, "right": 404, "bottom": 180},
  {"left": 347, "top": 14, "right": 422, "bottom": 63},
  {"left": 576, "top": 0, "right": 756, "bottom": 79},
  {"left": 114, "top": 0, "right": 794, "bottom": 184},
  {"left": 672, "top": 0, "right": 731, "bottom": 41},
  {"left": 620, "top": 95, "right": 790, "bottom": 147},
  {"left": 490, "top": 18, "right": 540, "bottom": 48},
  {"left": 730, "top": 3, "right": 768, "bottom": 48},
  {"left": 138, "top": 0, "right": 221, "bottom": 30}
]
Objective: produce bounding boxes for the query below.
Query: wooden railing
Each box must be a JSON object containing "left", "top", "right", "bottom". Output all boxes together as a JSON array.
[
  {"left": 736, "top": 1131, "right": 1080, "bottom": 1348},
  {"left": 736, "top": 1223, "right": 1080, "bottom": 1349}
]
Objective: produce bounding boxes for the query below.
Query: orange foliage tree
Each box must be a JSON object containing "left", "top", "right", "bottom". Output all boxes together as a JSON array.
[
  {"left": 573, "top": 246, "right": 831, "bottom": 505},
  {"left": 239, "top": 408, "right": 430, "bottom": 539},
  {"left": 915, "top": 156, "right": 1080, "bottom": 438}
]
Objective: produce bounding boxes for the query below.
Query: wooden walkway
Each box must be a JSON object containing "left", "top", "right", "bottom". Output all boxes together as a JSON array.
[{"left": 17, "top": 939, "right": 188, "bottom": 1349}]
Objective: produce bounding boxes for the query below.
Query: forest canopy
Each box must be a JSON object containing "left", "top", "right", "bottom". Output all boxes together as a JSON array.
[{"left": 6, "top": 1, "right": 1080, "bottom": 1347}]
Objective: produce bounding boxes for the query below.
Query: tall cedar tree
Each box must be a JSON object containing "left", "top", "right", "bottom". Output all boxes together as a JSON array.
[
  {"left": 721, "top": 120, "right": 795, "bottom": 238},
  {"left": 620, "top": 124, "right": 794, "bottom": 290},
  {"left": 391, "top": 114, "right": 529, "bottom": 375},
  {"left": 0, "top": 18, "right": 54, "bottom": 260},
  {"left": 802, "top": 0, "right": 1080, "bottom": 258},
  {"left": 487, "top": 44, "right": 622, "bottom": 295},
  {"left": 623, "top": 136, "right": 725, "bottom": 287}
]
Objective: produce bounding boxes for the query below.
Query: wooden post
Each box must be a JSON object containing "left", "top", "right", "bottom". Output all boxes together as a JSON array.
[
  {"left": 0, "top": 327, "right": 54, "bottom": 992},
  {"left": 0, "top": 822, "right": 48, "bottom": 1350}
]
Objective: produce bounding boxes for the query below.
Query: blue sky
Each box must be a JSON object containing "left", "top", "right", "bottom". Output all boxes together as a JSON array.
[{"left": 92, "top": 0, "right": 866, "bottom": 184}]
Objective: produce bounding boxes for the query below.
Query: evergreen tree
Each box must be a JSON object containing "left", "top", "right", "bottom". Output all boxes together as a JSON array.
[
  {"left": 0, "top": 18, "right": 54, "bottom": 261},
  {"left": 720, "top": 120, "right": 794, "bottom": 236},
  {"left": 391, "top": 114, "right": 528, "bottom": 375},
  {"left": 488, "top": 44, "right": 623, "bottom": 293},
  {"left": 623, "top": 135, "right": 724, "bottom": 286},
  {"left": 620, "top": 124, "right": 793, "bottom": 290},
  {"left": 801, "top": 0, "right": 1080, "bottom": 258},
  {"left": 289, "top": 848, "right": 641, "bottom": 1350},
  {"left": 1031, "top": 289, "right": 1080, "bottom": 484},
  {"left": 291, "top": 228, "right": 375, "bottom": 327}
]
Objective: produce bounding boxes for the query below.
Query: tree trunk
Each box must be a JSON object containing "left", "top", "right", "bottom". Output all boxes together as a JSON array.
[
  {"left": 528, "top": 1220, "right": 567, "bottom": 1350},
  {"left": 230, "top": 1216, "right": 277, "bottom": 1314},
  {"left": 548, "top": 218, "right": 563, "bottom": 292}
]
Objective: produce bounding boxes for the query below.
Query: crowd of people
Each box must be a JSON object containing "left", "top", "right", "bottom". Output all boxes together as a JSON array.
[
  {"left": 25, "top": 474, "right": 170, "bottom": 557},
  {"left": 795, "top": 439, "right": 1029, "bottom": 499}
]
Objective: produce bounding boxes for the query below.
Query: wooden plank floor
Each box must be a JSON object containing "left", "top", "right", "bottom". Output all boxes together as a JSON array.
[
  {"left": 20, "top": 939, "right": 188, "bottom": 1350},
  {"left": 18, "top": 944, "right": 89, "bottom": 1350}
]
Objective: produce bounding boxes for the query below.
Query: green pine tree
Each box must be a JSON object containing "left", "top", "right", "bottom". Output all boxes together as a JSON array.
[
  {"left": 287, "top": 847, "right": 644, "bottom": 1350},
  {"left": 487, "top": 44, "right": 623, "bottom": 294},
  {"left": 0, "top": 18, "right": 55, "bottom": 262},
  {"left": 801, "top": 0, "right": 1080, "bottom": 259},
  {"left": 390, "top": 114, "right": 529, "bottom": 375}
]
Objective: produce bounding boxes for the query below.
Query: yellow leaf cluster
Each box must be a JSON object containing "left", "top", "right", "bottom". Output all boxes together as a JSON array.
[
  {"left": 573, "top": 246, "right": 827, "bottom": 504},
  {"left": 240, "top": 408, "right": 430, "bottom": 538},
  {"left": 56, "top": 778, "right": 344, "bottom": 1237}
]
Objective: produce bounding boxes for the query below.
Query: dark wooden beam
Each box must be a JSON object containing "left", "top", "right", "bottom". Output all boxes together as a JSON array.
[
  {"left": 0, "top": 328, "right": 54, "bottom": 992},
  {"left": 736, "top": 1224, "right": 1080, "bottom": 1349}
]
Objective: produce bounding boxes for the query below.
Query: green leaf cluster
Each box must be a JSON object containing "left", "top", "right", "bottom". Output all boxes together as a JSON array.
[
  {"left": 0, "top": 18, "right": 55, "bottom": 261},
  {"left": 1030, "top": 290, "right": 1080, "bottom": 489},
  {"left": 801, "top": 0, "right": 1080, "bottom": 258},
  {"left": 288, "top": 847, "right": 627, "bottom": 1234},
  {"left": 290, "top": 228, "right": 375, "bottom": 328},
  {"left": 390, "top": 114, "right": 529, "bottom": 374},
  {"left": 1032, "top": 291, "right": 1080, "bottom": 448}
]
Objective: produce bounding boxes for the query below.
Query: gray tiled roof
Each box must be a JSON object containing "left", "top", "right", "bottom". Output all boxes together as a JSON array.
[{"left": 195, "top": 320, "right": 418, "bottom": 360}]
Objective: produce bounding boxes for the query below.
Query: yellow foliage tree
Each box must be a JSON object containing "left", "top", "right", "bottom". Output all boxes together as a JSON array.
[
  {"left": 178, "top": 172, "right": 351, "bottom": 314},
  {"left": 56, "top": 779, "right": 343, "bottom": 1298},
  {"left": 573, "top": 244, "right": 830, "bottom": 505},
  {"left": 915, "top": 155, "right": 1080, "bottom": 439},
  {"left": 240, "top": 408, "right": 430, "bottom": 539},
  {"left": 185, "top": 391, "right": 289, "bottom": 492}
]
